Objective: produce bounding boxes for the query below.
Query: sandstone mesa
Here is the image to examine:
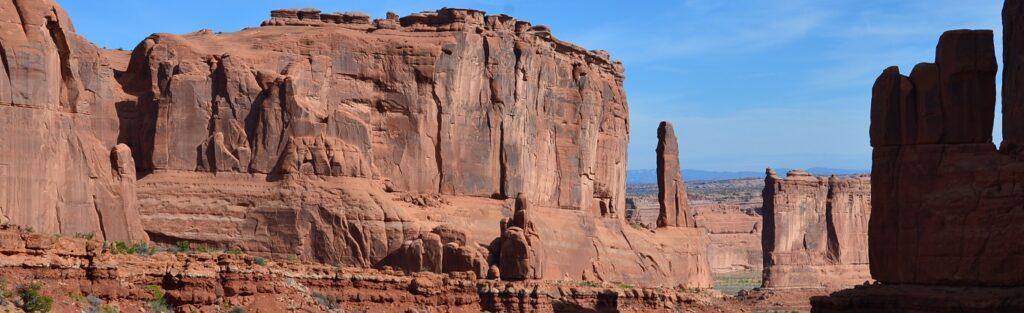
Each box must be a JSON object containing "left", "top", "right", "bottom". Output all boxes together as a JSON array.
[{"left": 0, "top": 0, "right": 718, "bottom": 312}]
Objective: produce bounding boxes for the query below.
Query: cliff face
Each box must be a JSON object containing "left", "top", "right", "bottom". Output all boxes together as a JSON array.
[
  {"left": 0, "top": 0, "right": 147, "bottom": 242},
  {"left": 0, "top": 2, "right": 712, "bottom": 288},
  {"left": 812, "top": 1, "right": 1024, "bottom": 311},
  {"left": 119, "top": 8, "right": 628, "bottom": 215},
  {"left": 866, "top": 28, "right": 1018, "bottom": 287},
  {"left": 760, "top": 169, "right": 871, "bottom": 289}
]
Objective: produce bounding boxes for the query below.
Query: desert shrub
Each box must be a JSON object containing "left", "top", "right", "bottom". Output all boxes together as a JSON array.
[
  {"left": 107, "top": 241, "right": 154, "bottom": 256},
  {"left": 144, "top": 285, "right": 171, "bottom": 313},
  {"left": 17, "top": 282, "right": 53, "bottom": 313},
  {"left": 175, "top": 241, "right": 191, "bottom": 253},
  {"left": 254, "top": 257, "right": 267, "bottom": 266},
  {"left": 312, "top": 292, "right": 340, "bottom": 310},
  {"left": 0, "top": 280, "right": 12, "bottom": 305}
]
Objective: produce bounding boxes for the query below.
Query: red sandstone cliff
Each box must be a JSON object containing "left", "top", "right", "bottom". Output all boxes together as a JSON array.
[
  {"left": 761, "top": 169, "right": 871, "bottom": 289},
  {"left": 0, "top": 1, "right": 712, "bottom": 289},
  {"left": 813, "top": 1, "right": 1024, "bottom": 311},
  {"left": 0, "top": 0, "right": 148, "bottom": 242}
]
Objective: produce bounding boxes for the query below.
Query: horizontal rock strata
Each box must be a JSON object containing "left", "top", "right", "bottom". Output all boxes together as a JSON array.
[
  {"left": 0, "top": 227, "right": 727, "bottom": 312},
  {"left": 761, "top": 169, "right": 871, "bottom": 289}
]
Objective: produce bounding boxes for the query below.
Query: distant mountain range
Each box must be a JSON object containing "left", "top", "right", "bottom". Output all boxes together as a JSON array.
[{"left": 626, "top": 168, "right": 869, "bottom": 184}]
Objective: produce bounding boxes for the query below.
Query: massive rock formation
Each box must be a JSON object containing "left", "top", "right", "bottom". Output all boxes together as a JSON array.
[
  {"left": 0, "top": 1, "right": 712, "bottom": 288},
  {"left": 657, "top": 121, "right": 694, "bottom": 227},
  {"left": 0, "top": 0, "right": 147, "bottom": 242},
  {"left": 761, "top": 169, "right": 871, "bottom": 289},
  {"left": 119, "top": 7, "right": 628, "bottom": 216},
  {"left": 813, "top": 1, "right": 1024, "bottom": 311}
]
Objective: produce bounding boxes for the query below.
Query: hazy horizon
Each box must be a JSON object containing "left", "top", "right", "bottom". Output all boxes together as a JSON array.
[{"left": 59, "top": 0, "right": 1004, "bottom": 171}]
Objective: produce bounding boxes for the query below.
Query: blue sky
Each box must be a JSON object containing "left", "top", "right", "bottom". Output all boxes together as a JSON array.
[{"left": 60, "top": 0, "right": 1004, "bottom": 171}]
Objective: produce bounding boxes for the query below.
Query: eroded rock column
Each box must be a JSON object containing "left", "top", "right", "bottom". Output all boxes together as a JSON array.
[{"left": 656, "top": 121, "right": 694, "bottom": 228}]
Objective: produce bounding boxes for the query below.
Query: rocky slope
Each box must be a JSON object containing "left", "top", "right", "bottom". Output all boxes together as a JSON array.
[
  {"left": 0, "top": 226, "right": 742, "bottom": 313},
  {"left": 0, "top": 0, "right": 712, "bottom": 292}
]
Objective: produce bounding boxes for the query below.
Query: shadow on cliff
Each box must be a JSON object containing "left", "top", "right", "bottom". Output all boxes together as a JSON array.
[{"left": 115, "top": 100, "right": 157, "bottom": 178}]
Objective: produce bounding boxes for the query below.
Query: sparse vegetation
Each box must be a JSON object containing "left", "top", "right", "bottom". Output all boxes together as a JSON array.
[
  {"left": 312, "top": 292, "right": 340, "bottom": 310},
  {"left": 713, "top": 270, "right": 761, "bottom": 296},
  {"left": 73, "top": 294, "right": 117, "bottom": 313},
  {"left": 144, "top": 285, "right": 172, "bottom": 313},
  {"left": 611, "top": 281, "right": 634, "bottom": 289},
  {"left": 106, "top": 241, "right": 154, "bottom": 255},
  {"left": 228, "top": 307, "right": 245, "bottom": 313},
  {"left": 74, "top": 232, "right": 95, "bottom": 240},
  {"left": 0, "top": 280, "right": 13, "bottom": 305},
  {"left": 175, "top": 241, "right": 192, "bottom": 253},
  {"left": 254, "top": 257, "right": 267, "bottom": 266},
  {"left": 576, "top": 280, "right": 600, "bottom": 288},
  {"left": 17, "top": 282, "right": 53, "bottom": 313}
]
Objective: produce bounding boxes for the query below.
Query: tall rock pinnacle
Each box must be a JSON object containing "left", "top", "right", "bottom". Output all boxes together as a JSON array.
[{"left": 656, "top": 121, "right": 694, "bottom": 228}]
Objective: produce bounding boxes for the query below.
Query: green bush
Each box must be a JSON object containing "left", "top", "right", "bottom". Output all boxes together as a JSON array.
[
  {"left": 144, "top": 285, "right": 171, "bottom": 313},
  {"left": 175, "top": 241, "right": 191, "bottom": 253},
  {"left": 254, "top": 257, "right": 267, "bottom": 266},
  {"left": 0, "top": 280, "right": 13, "bottom": 305},
  {"left": 17, "top": 282, "right": 53, "bottom": 313},
  {"left": 106, "top": 241, "right": 154, "bottom": 256}
]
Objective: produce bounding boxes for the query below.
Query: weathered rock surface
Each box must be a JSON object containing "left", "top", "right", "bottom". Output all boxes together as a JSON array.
[
  {"left": 760, "top": 169, "right": 871, "bottom": 289},
  {"left": 382, "top": 225, "right": 489, "bottom": 277},
  {"left": 813, "top": 1, "right": 1024, "bottom": 311},
  {"left": 118, "top": 7, "right": 629, "bottom": 216},
  {"left": 693, "top": 203, "right": 762, "bottom": 273},
  {"left": 0, "top": 0, "right": 147, "bottom": 242},
  {"left": 495, "top": 194, "right": 545, "bottom": 280},
  {"left": 0, "top": 0, "right": 713, "bottom": 289},
  {"left": 866, "top": 25, "right": 1022, "bottom": 288},
  {"left": 0, "top": 0, "right": 720, "bottom": 290},
  {"left": 812, "top": 284, "right": 1024, "bottom": 313},
  {"left": 0, "top": 226, "right": 736, "bottom": 313},
  {"left": 657, "top": 121, "right": 695, "bottom": 227}
]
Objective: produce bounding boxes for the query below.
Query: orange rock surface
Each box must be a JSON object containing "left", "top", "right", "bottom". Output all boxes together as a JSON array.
[{"left": 0, "top": 0, "right": 713, "bottom": 294}]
